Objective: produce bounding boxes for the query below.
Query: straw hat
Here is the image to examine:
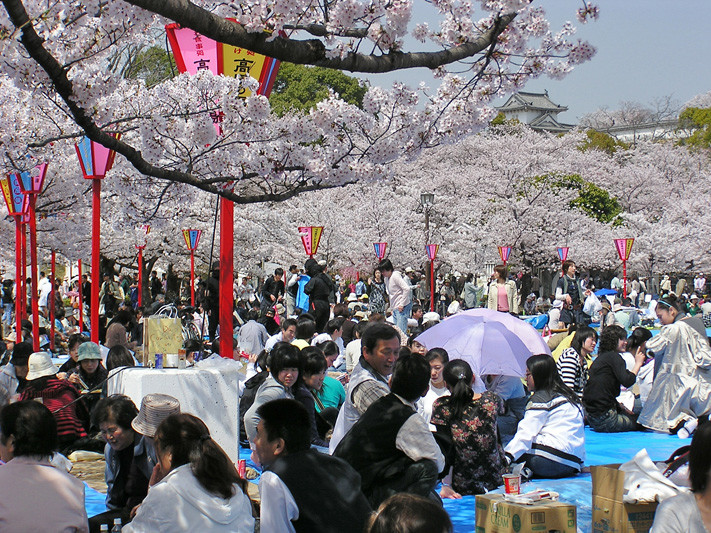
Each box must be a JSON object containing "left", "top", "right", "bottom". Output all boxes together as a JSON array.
[
  {"left": 77, "top": 341, "right": 102, "bottom": 362},
  {"left": 131, "top": 393, "right": 181, "bottom": 437},
  {"left": 25, "top": 352, "right": 58, "bottom": 380},
  {"left": 3, "top": 331, "right": 16, "bottom": 343},
  {"left": 347, "top": 293, "right": 358, "bottom": 302}
]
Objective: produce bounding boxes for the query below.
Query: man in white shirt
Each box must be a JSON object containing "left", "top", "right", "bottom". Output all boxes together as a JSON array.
[
  {"left": 378, "top": 259, "right": 411, "bottom": 334},
  {"left": 254, "top": 399, "right": 371, "bottom": 533},
  {"left": 264, "top": 318, "right": 297, "bottom": 353},
  {"left": 38, "top": 272, "right": 52, "bottom": 314}
]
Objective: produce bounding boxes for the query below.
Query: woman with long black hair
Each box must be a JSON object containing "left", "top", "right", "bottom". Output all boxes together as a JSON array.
[
  {"left": 505, "top": 354, "right": 585, "bottom": 479},
  {"left": 123, "top": 414, "right": 254, "bottom": 532},
  {"left": 430, "top": 359, "right": 505, "bottom": 498}
]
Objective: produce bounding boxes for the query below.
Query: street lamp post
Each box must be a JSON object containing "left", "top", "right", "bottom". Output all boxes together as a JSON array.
[{"left": 420, "top": 193, "right": 435, "bottom": 311}]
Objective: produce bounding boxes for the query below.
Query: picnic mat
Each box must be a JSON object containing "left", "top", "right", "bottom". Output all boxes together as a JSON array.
[{"left": 83, "top": 429, "right": 688, "bottom": 532}]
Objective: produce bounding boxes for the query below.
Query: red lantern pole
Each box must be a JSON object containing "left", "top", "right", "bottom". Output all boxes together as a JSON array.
[
  {"left": 136, "top": 246, "right": 144, "bottom": 308},
  {"left": 219, "top": 198, "right": 234, "bottom": 358},
  {"left": 50, "top": 250, "right": 55, "bottom": 352},
  {"left": 90, "top": 178, "right": 101, "bottom": 343},
  {"left": 14, "top": 218, "right": 22, "bottom": 338},
  {"left": 614, "top": 238, "right": 634, "bottom": 301},
  {"left": 190, "top": 250, "right": 196, "bottom": 307},
  {"left": 430, "top": 259, "right": 435, "bottom": 312},
  {"left": 78, "top": 259, "right": 84, "bottom": 333},
  {"left": 26, "top": 197, "right": 40, "bottom": 351},
  {"left": 21, "top": 223, "right": 26, "bottom": 324}
]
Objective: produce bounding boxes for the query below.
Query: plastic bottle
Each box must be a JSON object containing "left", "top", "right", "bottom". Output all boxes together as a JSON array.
[{"left": 111, "top": 518, "right": 122, "bottom": 532}]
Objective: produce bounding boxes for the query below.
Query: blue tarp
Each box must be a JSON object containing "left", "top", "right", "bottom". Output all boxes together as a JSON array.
[
  {"left": 595, "top": 288, "right": 618, "bottom": 297},
  {"left": 85, "top": 430, "right": 689, "bottom": 532},
  {"left": 523, "top": 314, "right": 548, "bottom": 330}
]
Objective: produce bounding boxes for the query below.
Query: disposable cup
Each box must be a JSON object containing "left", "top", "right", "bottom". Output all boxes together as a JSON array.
[{"left": 503, "top": 473, "right": 521, "bottom": 495}]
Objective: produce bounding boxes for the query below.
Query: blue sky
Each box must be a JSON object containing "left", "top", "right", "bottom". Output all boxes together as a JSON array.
[{"left": 362, "top": 1, "right": 711, "bottom": 123}]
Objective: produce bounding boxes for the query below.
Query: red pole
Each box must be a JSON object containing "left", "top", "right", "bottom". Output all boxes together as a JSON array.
[
  {"left": 190, "top": 250, "right": 195, "bottom": 307},
  {"left": 91, "top": 179, "right": 101, "bottom": 343},
  {"left": 430, "top": 259, "right": 435, "bottom": 312},
  {"left": 78, "top": 259, "right": 83, "bottom": 333},
  {"left": 28, "top": 197, "right": 40, "bottom": 351},
  {"left": 14, "top": 217, "right": 22, "bottom": 339},
  {"left": 219, "top": 198, "right": 234, "bottom": 358},
  {"left": 50, "top": 250, "right": 55, "bottom": 352},
  {"left": 623, "top": 260, "right": 628, "bottom": 300},
  {"left": 137, "top": 247, "right": 143, "bottom": 308},
  {"left": 20, "top": 222, "right": 26, "bottom": 324}
]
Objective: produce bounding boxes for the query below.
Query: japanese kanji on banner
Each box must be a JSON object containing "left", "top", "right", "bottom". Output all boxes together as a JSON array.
[
  {"left": 165, "top": 23, "right": 280, "bottom": 99},
  {"left": 298, "top": 226, "right": 323, "bottom": 257},
  {"left": 498, "top": 245, "right": 512, "bottom": 263},
  {"left": 183, "top": 229, "right": 202, "bottom": 251},
  {"left": 426, "top": 244, "right": 439, "bottom": 261},
  {"left": 614, "top": 238, "right": 634, "bottom": 262},
  {"left": 373, "top": 242, "right": 387, "bottom": 260}
]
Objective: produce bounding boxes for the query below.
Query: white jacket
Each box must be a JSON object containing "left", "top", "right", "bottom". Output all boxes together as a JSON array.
[
  {"left": 505, "top": 391, "right": 585, "bottom": 471},
  {"left": 123, "top": 464, "right": 254, "bottom": 533}
]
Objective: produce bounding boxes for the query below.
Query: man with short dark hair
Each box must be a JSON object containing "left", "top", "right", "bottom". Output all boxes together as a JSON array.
[
  {"left": 329, "top": 322, "right": 400, "bottom": 452},
  {"left": 255, "top": 399, "right": 371, "bottom": 533},
  {"left": 261, "top": 268, "right": 285, "bottom": 316},
  {"left": 334, "top": 354, "right": 444, "bottom": 507},
  {"left": 265, "top": 318, "right": 297, "bottom": 352}
]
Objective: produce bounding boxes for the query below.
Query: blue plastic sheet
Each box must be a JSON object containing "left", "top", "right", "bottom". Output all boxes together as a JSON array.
[
  {"left": 84, "top": 432, "right": 689, "bottom": 532},
  {"left": 445, "top": 428, "right": 689, "bottom": 533}
]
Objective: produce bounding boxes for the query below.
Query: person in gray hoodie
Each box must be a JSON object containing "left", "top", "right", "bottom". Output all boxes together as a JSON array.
[{"left": 244, "top": 342, "right": 300, "bottom": 444}]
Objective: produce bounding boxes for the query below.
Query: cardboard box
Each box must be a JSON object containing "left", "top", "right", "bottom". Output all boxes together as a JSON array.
[
  {"left": 591, "top": 464, "right": 658, "bottom": 533},
  {"left": 475, "top": 493, "right": 577, "bottom": 533}
]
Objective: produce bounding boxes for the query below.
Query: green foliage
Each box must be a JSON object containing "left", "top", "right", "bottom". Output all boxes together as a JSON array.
[
  {"left": 679, "top": 107, "right": 711, "bottom": 150},
  {"left": 489, "top": 112, "right": 520, "bottom": 128},
  {"left": 526, "top": 173, "right": 623, "bottom": 225},
  {"left": 579, "top": 129, "right": 629, "bottom": 154},
  {"left": 269, "top": 63, "right": 368, "bottom": 116},
  {"left": 122, "top": 46, "right": 176, "bottom": 87}
]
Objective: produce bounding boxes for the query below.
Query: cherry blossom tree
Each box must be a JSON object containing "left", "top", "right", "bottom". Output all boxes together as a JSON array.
[{"left": 0, "top": 0, "right": 598, "bottom": 205}]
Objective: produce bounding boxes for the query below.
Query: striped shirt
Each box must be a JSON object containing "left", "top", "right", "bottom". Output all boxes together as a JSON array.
[{"left": 556, "top": 347, "right": 588, "bottom": 400}]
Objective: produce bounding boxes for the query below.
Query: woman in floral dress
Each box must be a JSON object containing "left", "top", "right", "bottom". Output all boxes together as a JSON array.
[
  {"left": 369, "top": 268, "right": 388, "bottom": 314},
  {"left": 431, "top": 359, "right": 506, "bottom": 498}
]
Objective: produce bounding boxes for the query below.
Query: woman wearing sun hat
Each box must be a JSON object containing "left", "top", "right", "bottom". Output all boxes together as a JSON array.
[{"left": 18, "top": 351, "right": 87, "bottom": 453}]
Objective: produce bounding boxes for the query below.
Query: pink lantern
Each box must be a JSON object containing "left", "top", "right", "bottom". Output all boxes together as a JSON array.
[
  {"left": 498, "top": 245, "right": 512, "bottom": 265},
  {"left": 75, "top": 137, "right": 119, "bottom": 180},
  {"left": 373, "top": 242, "right": 388, "bottom": 260},
  {"left": 299, "top": 226, "right": 324, "bottom": 257}
]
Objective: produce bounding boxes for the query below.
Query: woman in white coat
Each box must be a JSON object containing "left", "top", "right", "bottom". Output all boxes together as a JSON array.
[
  {"left": 124, "top": 414, "right": 254, "bottom": 533},
  {"left": 487, "top": 265, "right": 519, "bottom": 314}
]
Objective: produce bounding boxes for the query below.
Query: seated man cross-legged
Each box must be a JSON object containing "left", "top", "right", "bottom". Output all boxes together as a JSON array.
[{"left": 334, "top": 353, "right": 445, "bottom": 507}]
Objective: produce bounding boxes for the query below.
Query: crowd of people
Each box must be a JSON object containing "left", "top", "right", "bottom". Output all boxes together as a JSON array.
[{"left": 0, "top": 254, "right": 711, "bottom": 532}]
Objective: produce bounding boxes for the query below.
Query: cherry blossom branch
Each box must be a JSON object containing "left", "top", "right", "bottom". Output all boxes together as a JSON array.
[
  {"left": 123, "top": 0, "right": 517, "bottom": 73},
  {"left": 1, "top": 0, "right": 356, "bottom": 203}
]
